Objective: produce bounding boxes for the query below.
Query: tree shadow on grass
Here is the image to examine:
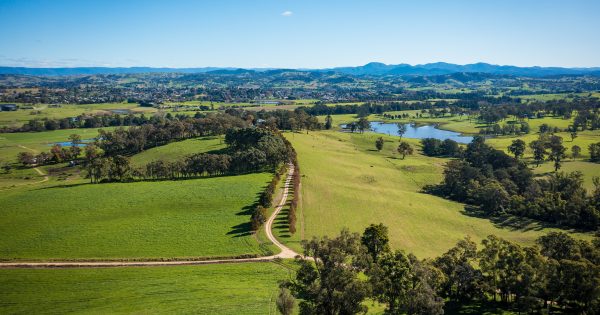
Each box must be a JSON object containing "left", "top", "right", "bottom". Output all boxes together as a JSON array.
[
  {"left": 227, "top": 222, "right": 253, "bottom": 238},
  {"left": 460, "top": 205, "right": 588, "bottom": 234},
  {"left": 33, "top": 182, "right": 91, "bottom": 190},
  {"left": 444, "top": 300, "right": 514, "bottom": 315},
  {"left": 460, "top": 205, "right": 546, "bottom": 232},
  {"left": 274, "top": 206, "right": 292, "bottom": 238},
  {"left": 235, "top": 204, "right": 255, "bottom": 216}
]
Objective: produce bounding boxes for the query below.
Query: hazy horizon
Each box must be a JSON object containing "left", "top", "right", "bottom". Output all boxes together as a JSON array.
[{"left": 1, "top": 61, "right": 600, "bottom": 70}]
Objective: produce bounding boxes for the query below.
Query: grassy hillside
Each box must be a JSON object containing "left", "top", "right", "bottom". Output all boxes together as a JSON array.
[
  {"left": 285, "top": 131, "right": 592, "bottom": 258},
  {"left": 0, "top": 262, "right": 291, "bottom": 314},
  {"left": 129, "top": 136, "right": 226, "bottom": 166},
  {"left": 0, "top": 173, "right": 271, "bottom": 260}
]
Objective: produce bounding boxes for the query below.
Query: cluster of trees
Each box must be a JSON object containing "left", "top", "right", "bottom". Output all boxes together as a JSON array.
[
  {"left": 16, "top": 113, "right": 250, "bottom": 168},
  {"left": 86, "top": 152, "right": 237, "bottom": 183},
  {"left": 86, "top": 128, "right": 292, "bottom": 183},
  {"left": 281, "top": 226, "right": 600, "bottom": 315},
  {"left": 251, "top": 108, "right": 322, "bottom": 133},
  {"left": 302, "top": 101, "right": 439, "bottom": 117},
  {"left": 430, "top": 136, "right": 600, "bottom": 229},
  {"left": 382, "top": 112, "right": 411, "bottom": 120},
  {"left": 573, "top": 108, "right": 600, "bottom": 131},
  {"left": 538, "top": 123, "right": 563, "bottom": 134},
  {"left": 98, "top": 113, "right": 248, "bottom": 156},
  {"left": 420, "top": 138, "right": 461, "bottom": 157},
  {"left": 476, "top": 98, "right": 600, "bottom": 125},
  {"left": 479, "top": 122, "right": 530, "bottom": 136},
  {"left": 524, "top": 134, "right": 569, "bottom": 170},
  {"left": 2, "top": 111, "right": 199, "bottom": 133},
  {"left": 589, "top": 142, "right": 600, "bottom": 163},
  {"left": 302, "top": 97, "right": 522, "bottom": 118},
  {"left": 17, "top": 134, "right": 85, "bottom": 167},
  {"left": 346, "top": 117, "right": 371, "bottom": 133}
]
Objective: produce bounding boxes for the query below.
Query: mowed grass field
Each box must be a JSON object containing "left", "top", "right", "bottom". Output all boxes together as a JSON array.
[
  {"left": 0, "top": 172, "right": 271, "bottom": 260},
  {"left": 0, "top": 262, "right": 291, "bottom": 314},
  {"left": 286, "top": 131, "right": 592, "bottom": 258}
]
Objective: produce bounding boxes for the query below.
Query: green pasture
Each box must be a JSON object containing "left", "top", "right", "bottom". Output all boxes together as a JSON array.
[
  {"left": 285, "top": 130, "right": 592, "bottom": 258},
  {"left": 0, "top": 172, "right": 271, "bottom": 260},
  {"left": 129, "top": 136, "right": 226, "bottom": 167},
  {"left": 0, "top": 262, "right": 291, "bottom": 314}
]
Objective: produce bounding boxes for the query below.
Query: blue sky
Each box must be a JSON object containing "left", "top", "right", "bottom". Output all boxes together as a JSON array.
[{"left": 0, "top": 0, "right": 599, "bottom": 68}]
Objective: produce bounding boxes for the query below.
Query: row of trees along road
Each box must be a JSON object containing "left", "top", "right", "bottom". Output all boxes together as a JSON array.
[{"left": 277, "top": 225, "right": 600, "bottom": 315}]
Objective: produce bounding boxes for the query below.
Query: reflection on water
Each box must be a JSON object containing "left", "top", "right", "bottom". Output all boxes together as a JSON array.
[{"left": 369, "top": 122, "right": 473, "bottom": 144}]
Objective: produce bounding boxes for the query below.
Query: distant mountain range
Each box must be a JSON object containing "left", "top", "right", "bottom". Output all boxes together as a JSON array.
[
  {"left": 329, "top": 62, "right": 600, "bottom": 77},
  {"left": 1, "top": 62, "right": 599, "bottom": 77}
]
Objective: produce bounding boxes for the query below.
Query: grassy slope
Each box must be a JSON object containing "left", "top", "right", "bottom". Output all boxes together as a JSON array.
[
  {"left": 286, "top": 130, "right": 591, "bottom": 258},
  {"left": 0, "top": 262, "right": 291, "bottom": 314},
  {"left": 129, "top": 136, "right": 226, "bottom": 167},
  {"left": 0, "top": 173, "right": 270, "bottom": 260}
]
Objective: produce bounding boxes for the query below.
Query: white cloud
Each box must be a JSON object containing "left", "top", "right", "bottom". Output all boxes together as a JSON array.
[{"left": 281, "top": 11, "right": 293, "bottom": 17}]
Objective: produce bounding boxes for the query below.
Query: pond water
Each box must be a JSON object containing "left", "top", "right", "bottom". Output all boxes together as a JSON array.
[
  {"left": 368, "top": 122, "right": 474, "bottom": 144},
  {"left": 51, "top": 139, "right": 95, "bottom": 147}
]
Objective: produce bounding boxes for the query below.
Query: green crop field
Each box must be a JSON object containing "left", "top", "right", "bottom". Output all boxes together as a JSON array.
[
  {"left": 0, "top": 262, "right": 292, "bottom": 314},
  {"left": 0, "top": 172, "right": 271, "bottom": 260},
  {"left": 285, "top": 130, "right": 592, "bottom": 258}
]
